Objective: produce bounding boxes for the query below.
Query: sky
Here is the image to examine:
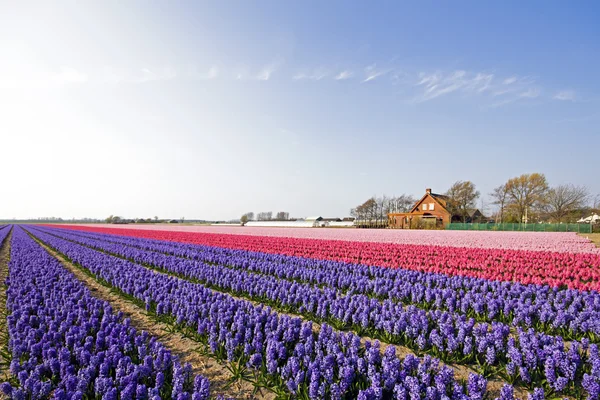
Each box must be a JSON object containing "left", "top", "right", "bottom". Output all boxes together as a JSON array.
[{"left": 0, "top": 1, "right": 599, "bottom": 220}]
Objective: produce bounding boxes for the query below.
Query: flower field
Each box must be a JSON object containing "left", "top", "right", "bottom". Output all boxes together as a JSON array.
[
  {"left": 64, "top": 224, "right": 600, "bottom": 253},
  {"left": 1, "top": 224, "right": 600, "bottom": 399}
]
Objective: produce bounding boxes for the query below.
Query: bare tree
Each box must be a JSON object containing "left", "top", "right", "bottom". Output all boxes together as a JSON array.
[
  {"left": 505, "top": 173, "right": 549, "bottom": 223},
  {"left": 376, "top": 196, "right": 388, "bottom": 225},
  {"left": 275, "top": 211, "right": 290, "bottom": 221},
  {"left": 257, "top": 212, "right": 273, "bottom": 221},
  {"left": 545, "top": 184, "right": 589, "bottom": 222},
  {"left": 490, "top": 184, "right": 509, "bottom": 223},
  {"left": 389, "top": 194, "right": 416, "bottom": 213},
  {"left": 445, "top": 181, "right": 480, "bottom": 222},
  {"left": 351, "top": 197, "right": 377, "bottom": 224},
  {"left": 353, "top": 194, "right": 416, "bottom": 227}
]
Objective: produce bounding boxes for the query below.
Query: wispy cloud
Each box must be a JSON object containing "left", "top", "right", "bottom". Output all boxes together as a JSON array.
[
  {"left": 293, "top": 68, "right": 328, "bottom": 81},
  {"left": 409, "top": 69, "right": 548, "bottom": 107},
  {"left": 102, "top": 66, "right": 178, "bottom": 84},
  {"left": 519, "top": 88, "right": 540, "bottom": 99},
  {"left": 334, "top": 70, "right": 353, "bottom": 80},
  {"left": 256, "top": 59, "right": 284, "bottom": 81},
  {"left": 257, "top": 67, "right": 274, "bottom": 80},
  {"left": 553, "top": 90, "right": 575, "bottom": 101},
  {"left": 204, "top": 66, "right": 219, "bottom": 80},
  {"left": 362, "top": 64, "right": 390, "bottom": 83},
  {"left": 413, "top": 70, "right": 494, "bottom": 102},
  {"left": 489, "top": 87, "right": 541, "bottom": 108},
  {"left": 0, "top": 60, "right": 573, "bottom": 110}
]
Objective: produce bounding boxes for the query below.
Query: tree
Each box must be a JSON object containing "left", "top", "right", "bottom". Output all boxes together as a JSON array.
[
  {"left": 490, "top": 184, "right": 509, "bottom": 223},
  {"left": 240, "top": 214, "right": 249, "bottom": 225},
  {"left": 545, "top": 184, "right": 589, "bottom": 222},
  {"left": 445, "top": 181, "right": 480, "bottom": 223},
  {"left": 275, "top": 212, "right": 290, "bottom": 221},
  {"left": 154, "top": 216, "right": 158, "bottom": 222},
  {"left": 257, "top": 212, "right": 273, "bottom": 221},
  {"left": 245, "top": 212, "right": 254, "bottom": 221},
  {"left": 106, "top": 216, "right": 121, "bottom": 224},
  {"left": 389, "top": 194, "right": 416, "bottom": 213},
  {"left": 352, "top": 194, "right": 416, "bottom": 228},
  {"left": 505, "top": 173, "right": 549, "bottom": 223},
  {"left": 351, "top": 197, "right": 377, "bottom": 223}
]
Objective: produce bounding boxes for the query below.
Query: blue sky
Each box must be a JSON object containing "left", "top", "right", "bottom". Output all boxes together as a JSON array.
[{"left": 0, "top": 1, "right": 598, "bottom": 219}]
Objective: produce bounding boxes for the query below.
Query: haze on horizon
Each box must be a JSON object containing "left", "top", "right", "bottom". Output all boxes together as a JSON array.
[{"left": 1, "top": 1, "right": 598, "bottom": 221}]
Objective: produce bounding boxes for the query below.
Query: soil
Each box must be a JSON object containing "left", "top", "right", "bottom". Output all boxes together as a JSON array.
[
  {"left": 579, "top": 233, "right": 600, "bottom": 248},
  {"left": 33, "top": 235, "right": 270, "bottom": 400},
  {"left": 0, "top": 228, "right": 12, "bottom": 382}
]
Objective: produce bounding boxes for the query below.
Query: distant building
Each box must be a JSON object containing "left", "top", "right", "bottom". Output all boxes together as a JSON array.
[
  {"left": 245, "top": 220, "right": 315, "bottom": 228},
  {"left": 244, "top": 215, "right": 355, "bottom": 228},
  {"left": 464, "top": 209, "right": 485, "bottom": 223},
  {"left": 388, "top": 188, "right": 484, "bottom": 229}
]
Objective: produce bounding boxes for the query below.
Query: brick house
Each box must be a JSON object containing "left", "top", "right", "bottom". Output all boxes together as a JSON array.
[
  {"left": 388, "top": 188, "right": 452, "bottom": 229},
  {"left": 389, "top": 188, "right": 486, "bottom": 228}
]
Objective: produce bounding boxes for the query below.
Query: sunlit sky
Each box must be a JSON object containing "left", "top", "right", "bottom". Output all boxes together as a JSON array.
[{"left": 1, "top": 1, "right": 598, "bottom": 220}]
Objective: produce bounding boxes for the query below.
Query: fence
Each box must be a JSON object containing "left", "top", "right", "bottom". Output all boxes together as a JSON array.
[{"left": 447, "top": 223, "right": 593, "bottom": 233}]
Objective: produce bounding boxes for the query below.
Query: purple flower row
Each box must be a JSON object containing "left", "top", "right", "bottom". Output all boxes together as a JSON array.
[
  {"left": 29, "top": 225, "right": 600, "bottom": 397},
  {"left": 0, "top": 225, "right": 10, "bottom": 246},
  {"left": 1, "top": 226, "right": 211, "bottom": 400},
  {"left": 40, "top": 225, "right": 600, "bottom": 341},
  {"left": 24, "top": 226, "right": 491, "bottom": 399}
]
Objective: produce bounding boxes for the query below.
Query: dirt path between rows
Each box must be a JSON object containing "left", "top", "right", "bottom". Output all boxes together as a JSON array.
[
  {"left": 0, "top": 228, "right": 12, "bottom": 382},
  {"left": 32, "top": 234, "right": 270, "bottom": 400}
]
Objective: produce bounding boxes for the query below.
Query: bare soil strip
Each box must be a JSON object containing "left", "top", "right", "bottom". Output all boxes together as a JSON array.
[
  {"left": 579, "top": 233, "right": 600, "bottom": 248},
  {"left": 30, "top": 229, "right": 530, "bottom": 399},
  {"left": 31, "top": 232, "right": 269, "bottom": 399},
  {"left": 0, "top": 229, "right": 12, "bottom": 381}
]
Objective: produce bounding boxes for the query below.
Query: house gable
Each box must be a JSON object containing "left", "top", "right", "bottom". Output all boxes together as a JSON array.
[{"left": 409, "top": 193, "right": 450, "bottom": 215}]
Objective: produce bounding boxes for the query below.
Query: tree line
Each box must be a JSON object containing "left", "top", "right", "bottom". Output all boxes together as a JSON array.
[
  {"left": 350, "top": 195, "right": 416, "bottom": 225},
  {"left": 490, "top": 173, "right": 592, "bottom": 223},
  {"left": 351, "top": 173, "right": 596, "bottom": 224},
  {"left": 240, "top": 211, "right": 291, "bottom": 224}
]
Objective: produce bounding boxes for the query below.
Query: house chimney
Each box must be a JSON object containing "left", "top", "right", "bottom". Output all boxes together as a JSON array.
[{"left": 426, "top": 188, "right": 432, "bottom": 194}]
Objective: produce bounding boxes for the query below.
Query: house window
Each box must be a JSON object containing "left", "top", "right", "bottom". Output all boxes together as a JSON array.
[
  {"left": 429, "top": 203, "right": 435, "bottom": 210},
  {"left": 422, "top": 204, "right": 428, "bottom": 211}
]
